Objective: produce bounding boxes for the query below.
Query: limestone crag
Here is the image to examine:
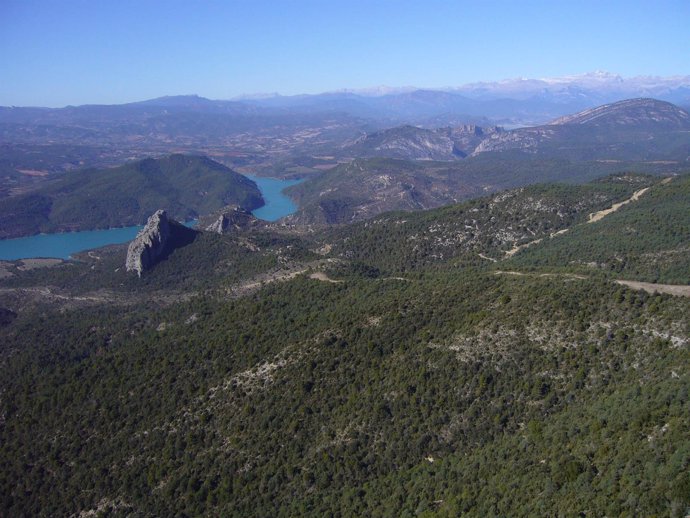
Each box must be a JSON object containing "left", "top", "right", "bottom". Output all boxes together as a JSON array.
[
  {"left": 200, "top": 205, "right": 263, "bottom": 234},
  {"left": 206, "top": 214, "right": 228, "bottom": 234},
  {"left": 125, "top": 210, "right": 172, "bottom": 276}
]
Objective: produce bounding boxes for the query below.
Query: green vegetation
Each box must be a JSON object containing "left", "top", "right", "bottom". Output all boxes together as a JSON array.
[
  {"left": 0, "top": 229, "right": 316, "bottom": 295},
  {"left": 286, "top": 154, "right": 675, "bottom": 225},
  {"left": 509, "top": 174, "right": 690, "bottom": 284},
  {"left": 0, "top": 155, "right": 263, "bottom": 238},
  {"left": 321, "top": 174, "right": 655, "bottom": 274},
  {"left": 0, "top": 173, "right": 688, "bottom": 516},
  {"left": 1, "top": 271, "right": 687, "bottom": 516}
]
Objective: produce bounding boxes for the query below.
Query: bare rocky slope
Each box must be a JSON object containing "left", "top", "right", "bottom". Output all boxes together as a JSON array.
[
  {"left": 125, "top": 210, "right": 198, "bottom": 276},
  {"left": 284, "top": 99, "right": 690, "bottom": 225},
  {"left": 471, "top": 98, "right": 690, "bottom": 158},
  {"left": 340, "top": 124, "right": 503, "bottom": 161},
  {"left": 551, "top": 98, "right": 690, "bottom": 128}
]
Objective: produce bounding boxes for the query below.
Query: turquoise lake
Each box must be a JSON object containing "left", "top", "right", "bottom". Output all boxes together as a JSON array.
[
  {"left": 0, "top": 175, "right": 302, "bottom": 260},
  {"left": 246, "top": 175, "right": 303, "bottom": 222}
]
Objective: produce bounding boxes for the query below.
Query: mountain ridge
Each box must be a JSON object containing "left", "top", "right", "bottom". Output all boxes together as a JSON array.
[
  {"left": 284, "top": 98, "right": 690, "bottom": 225},
  {"left": 0, "top": 154, "right": 263, "bottom": 238},
  {"left": 0, "top": 172, "right": 687, "bottom": 516},
  {"left": 550, "top": 98, "right": 690, "bottom": 127},
  {"left": 4, "top": 72, "right": 690, "bottom": 122}
]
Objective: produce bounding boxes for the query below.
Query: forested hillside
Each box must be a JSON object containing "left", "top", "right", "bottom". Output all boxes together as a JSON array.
[
  {"left": 509, "top": 174, "right": 690, "bottom": 284},
  {"left": 0, "top": 173, "right": 687, "bottom": 517},
  {"left": 285, "top": 154, "right": 679, "bottom": 225},
  {"left": 0, "top": 155, "right": 263, "bottom": 238}
]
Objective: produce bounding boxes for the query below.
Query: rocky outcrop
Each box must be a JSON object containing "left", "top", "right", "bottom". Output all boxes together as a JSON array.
[
  {"left": 344, "top": 124, "right": 506, "bottom": 160},
  {"left": 470, "top": 127, "right": 554, "bottom": 155},
  {"left": 199, "top": 205, "right": 264, "bottom": 234},
  {"left": 206, "top": 214, "right": 228, "bottom": 234},
  {"left": 125, "top": 210, "right": 172, "bottom": 276},
  {"left": 440, "top": 125, "right": 504, "bottom": 156},
  {"left": 343, "top": 126, "right": 461, "bottom": 161}
]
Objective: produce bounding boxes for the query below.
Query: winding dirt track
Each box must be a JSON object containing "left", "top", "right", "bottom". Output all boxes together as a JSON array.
[
  {"left": 505, "top": 178, "right": 671, "bottom": 259},
  {"left": 495, "top": 271, "right": 690, "bottom": 298},
  {"left": 587, "top": 187, "right": 650, "bottom": 223}
]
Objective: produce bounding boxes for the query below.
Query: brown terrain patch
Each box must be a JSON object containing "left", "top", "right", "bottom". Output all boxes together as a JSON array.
[
  {"left": 615, "top": 280, "right": 690, "bottom": 297},
  {"left": 17, "top": 258, "right": 64, "bottom": 270},
  {"left": 588, "top": 187, "right": 650, "bottom": 223},
  {"left": 17, "top": 169, "right": 49, "bottom": 176},
  {"left": 308, "top": 272, "right": 342, "bottom": 283}
]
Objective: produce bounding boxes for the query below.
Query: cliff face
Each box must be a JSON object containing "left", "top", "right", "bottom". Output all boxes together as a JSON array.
[
  {"left": 199, "top": 205, "right": 264, "bottom": 234},
  {"left": 125, "top": 210, "right": 172, "bottom": 276},
  {"left": 343, "top": 125, "right": 460, "bottom": 161}
]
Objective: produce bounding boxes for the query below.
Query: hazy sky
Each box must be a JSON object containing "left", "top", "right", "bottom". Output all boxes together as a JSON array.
[{"left": 1, "top": 0, "right": 689, "bottom": 106}]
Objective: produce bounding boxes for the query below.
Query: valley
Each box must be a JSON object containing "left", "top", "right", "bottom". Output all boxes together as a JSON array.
[
  {"left": 0, "top": 92, "right": 688, "bottom": 517},
  {"left": 0, "top": 174, "right": 300, "bottom": 260},
  {"left": 4, "top": 0, "right": 690, "bottom": 513}
]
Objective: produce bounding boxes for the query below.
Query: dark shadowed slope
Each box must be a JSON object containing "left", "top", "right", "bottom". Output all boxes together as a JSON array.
[{"left": 0, "top": 155, "right": 262, "bottom": 238}]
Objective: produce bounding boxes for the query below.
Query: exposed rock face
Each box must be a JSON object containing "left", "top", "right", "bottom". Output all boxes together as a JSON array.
[
  {"left": 199, "top": 205, "right": 263, "bottom": 234},
  {"left": 125, "top": 210, "right": 172, "bottom": 276},
  {"left": 343, "top": 126, "right": 461, "bottom": 161},
  {"left": 470, "top": 99, "right": 690, "bottom": 157},
  {"left": 344, "top": 124, "right": 506, "bottom": 160},
  {"left": 206, "top": 214, "right": 228, "bottom": 234},
  {"left": 441, "top": 125, "right": 504, "bottom": 156},
  {"left": 470, "top": 127, "right": 554, "bottom": 155}
]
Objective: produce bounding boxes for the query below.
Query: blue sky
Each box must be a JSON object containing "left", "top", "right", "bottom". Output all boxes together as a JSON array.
[{"left": 1, "top": 0, "right": 689, "bottom": 106}]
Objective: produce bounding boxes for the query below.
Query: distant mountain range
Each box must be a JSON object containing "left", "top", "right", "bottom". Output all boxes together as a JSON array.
[
  {"left": 286, "top": 98, "right": 690, "bottom": 224},
  {"left": 471, "top": 98, "right": 690, "bottom": 160},
  {"left": 451, "top": 71, "right": 690, "bottom": 104},
  {"left": 241, "top": 71, "right": 690, "bottom": 125},
  {"left": 3, "top": 72, "right": 689, "bottom": 130},
  {"left": 337, "top": 98, "right": 690, "bottom": 162},
  {"left": 2, "top": 96, "right": 689, "bottom": 230},
  {"left": 551, "top": 97, "right": 690, "bottom": 127},
  {"left": 294, "top": 71, "right": 690, "bottom": 102}
]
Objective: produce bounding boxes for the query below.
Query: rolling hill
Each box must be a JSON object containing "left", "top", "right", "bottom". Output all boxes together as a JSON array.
[
  {"left": 0, "top": 172, "right": 687, "bottom": 516},
  {"left": 284, "top": 99, "right": 690, "bottom": 225},
  {"left": 472, "top": 98, "right": 690, "bottom": 161},
  {"left": 0, "top": 154, "right": 263, "bottom": 238},
  {"left": 508, "top": 174, "right": 690, "bottom": 284},
  {"left": 339, "top": 124, "right": 503, "bottom": 161}
]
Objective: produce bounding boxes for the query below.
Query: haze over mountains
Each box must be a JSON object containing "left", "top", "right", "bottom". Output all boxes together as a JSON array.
[
  {"left": 2, "top": 73, "right": 689, "bottom": 193},
  {"left": 2, "top": 90, "right": 689, "bottom": 233},
  {"left": 284, "top": 98, "right": 690, "bottom": 224},
  {"left": 3, "top": 71, "right": 690, "bottom": 124},
  {"left": 1, "top": 65, "right": 690, "bottom": 516},
  {"left": 2, "top": 0, "right": 690, "bottom": 512},
  {"left": 241, "top": 71, "right": 690, "bottom": 126}
]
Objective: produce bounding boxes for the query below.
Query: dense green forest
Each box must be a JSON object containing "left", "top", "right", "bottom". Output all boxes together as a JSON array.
[
  {"left": 509, "top": 174, "right": 690, "bottom": 284},
  {"left": 319, "top": 174, "right": 656, "bottom": 274},
  {"left": 0, "top": 154, "right": 263, "bottom": 238},
  {"left": 285, "top": 153, "right": 678, "bottom": 225},
  {"left": 0, "top": 173, "right": 688, "bottom": 516}
]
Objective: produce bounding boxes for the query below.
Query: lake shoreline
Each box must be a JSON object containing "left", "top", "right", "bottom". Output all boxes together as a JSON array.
[{"left": 0, "top": 175, "right": 303, "bottom": 260}]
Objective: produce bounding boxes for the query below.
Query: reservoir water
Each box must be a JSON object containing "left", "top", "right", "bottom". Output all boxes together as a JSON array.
[
  {"left": 245, "top": 175, "right": 303, "bottom": 222},
  {"left": 0, "top": 175, "right": 303, "bottom": 260}
]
